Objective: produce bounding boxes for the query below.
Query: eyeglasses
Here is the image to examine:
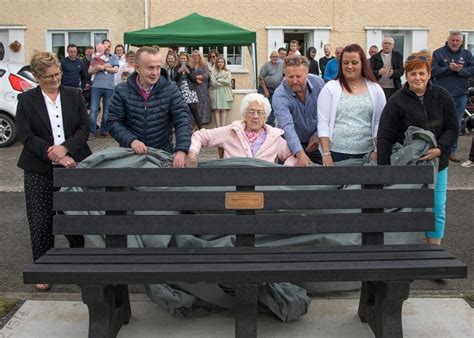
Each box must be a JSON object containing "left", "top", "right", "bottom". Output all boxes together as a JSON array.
[
  {"left": 405, "top": 55, "right": 430, "bottom": 63},
  {"left": 41, "top": 72, "right": 62, "bottom": 80},
  {"left": 246, "top": 109, "right": 266, "bottom": 117},
  {"left": 284, "top": 56, "right": 304, "bottom": 66}
]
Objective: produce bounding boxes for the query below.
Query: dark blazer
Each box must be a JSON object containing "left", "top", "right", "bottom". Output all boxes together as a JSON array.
[
  {"left": 16, "top": 86, "right": 92, "bottom": 174},
  {"left": 370, "top": 51, "right": 404, "bottom": 90}
]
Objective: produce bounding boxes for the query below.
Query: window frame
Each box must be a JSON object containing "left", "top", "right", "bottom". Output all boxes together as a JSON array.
[
  {"left": 462, "top": 31, "right": 474, "bottom": 54},
  {"left": 179, "top": 45, "right": 246, "bottom": 73},
  {"left": 46, "top": 29, "right": 109, "bottom": 59}
]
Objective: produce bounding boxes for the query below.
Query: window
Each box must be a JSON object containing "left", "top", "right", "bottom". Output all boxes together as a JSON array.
[
  {"left": 462, "top": 32, "right": 474, "bottom": 54},
  {"left": 181, "top": 45, "right": 245, "bottom": 72},
  {"left": 47, "top": 30, "right": 108, "bottom": 59}
]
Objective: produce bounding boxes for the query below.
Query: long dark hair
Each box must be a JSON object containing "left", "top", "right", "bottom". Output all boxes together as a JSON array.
[
  {"left": 306, "top": 47, "right": 316, "bottom": 61},
  {"left": 337, "top": 44, "right": 378, "bottom": 93}
]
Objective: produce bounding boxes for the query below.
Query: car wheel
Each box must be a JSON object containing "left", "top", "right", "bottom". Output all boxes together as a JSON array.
[{"left": 0, "top": 113, "right": 17, "bottom": 148}]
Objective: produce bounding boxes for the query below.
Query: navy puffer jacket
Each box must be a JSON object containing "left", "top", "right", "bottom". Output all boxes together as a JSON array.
[{"left": 108, "top": 70, "right": 192, "bottom": 153}]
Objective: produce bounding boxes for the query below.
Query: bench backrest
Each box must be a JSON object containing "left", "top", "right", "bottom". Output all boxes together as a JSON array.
[{"left": 53, "top": 165, "right": 434, "bottom": 246}]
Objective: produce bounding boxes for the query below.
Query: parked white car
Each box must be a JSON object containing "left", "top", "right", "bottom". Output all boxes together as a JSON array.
[{"left": 0, "top": 61, "right": 37, "bottom": 147}]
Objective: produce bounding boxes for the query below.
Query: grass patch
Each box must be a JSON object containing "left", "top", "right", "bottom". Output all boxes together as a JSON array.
[
  {"left": 0, "top": 298, "right": 18, "bottom": 318},
  {"left": 464, "top": 294, "right": 474, "bottom": 308}
]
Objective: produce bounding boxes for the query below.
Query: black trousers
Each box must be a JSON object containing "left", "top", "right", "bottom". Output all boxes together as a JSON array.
[
  {"left": 383, "top": 87, "right": 397, "bottom": 100},
  {"left": 188, "top": 103, "right": 202, "bottom": 129},
  {"left": 24, "top": 169, "right": 84, "bottom": 262},
  {"left": 301, "top": 142, "right": 322, "bottom": 165}
]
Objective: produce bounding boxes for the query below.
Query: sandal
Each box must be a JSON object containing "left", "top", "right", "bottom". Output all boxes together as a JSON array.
[{"left": 35, "top": 284, "right": 51, "bottom": 291}]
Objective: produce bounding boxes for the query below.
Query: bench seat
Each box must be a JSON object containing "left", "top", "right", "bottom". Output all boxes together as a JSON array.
[{"left": 25, "top": 245, "right": 466, "bottom": 285}]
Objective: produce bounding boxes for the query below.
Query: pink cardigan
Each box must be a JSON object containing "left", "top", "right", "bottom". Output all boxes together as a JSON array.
[{"left": 189, "top": 121, "right": 297, "bottom": 166}]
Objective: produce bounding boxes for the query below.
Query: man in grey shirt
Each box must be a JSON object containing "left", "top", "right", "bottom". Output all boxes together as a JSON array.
[
  {"left": 272, "top": 55, "right": 325, "bottom": 166},
  {"left": 258, "top": 51, "right": 284, "bottom": 126}
]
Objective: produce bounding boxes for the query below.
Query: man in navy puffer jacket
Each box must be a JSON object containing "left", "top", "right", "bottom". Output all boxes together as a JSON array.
[{"left": 108, "top": 47, "right": 192, "bottom": 167}]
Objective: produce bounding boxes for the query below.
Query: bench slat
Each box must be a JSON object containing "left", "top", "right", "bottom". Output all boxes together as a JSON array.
[
  {"left": 53, "top": 166, "right": 434, "bottom": 187},
  {"left": 35, "top": 250, "right": 455, "bottom": 264},
  {"left": 24, "top": 258, "right": 467, "bottom": 284},
  {"left": 53, "top": 189, "right": 433, "bottom": 211},
  {"left": 53, "top": 212, "right": 435, "bottom": 235},
  {"left": 41, "top": 245, "right": 449, "bottom": 255}
]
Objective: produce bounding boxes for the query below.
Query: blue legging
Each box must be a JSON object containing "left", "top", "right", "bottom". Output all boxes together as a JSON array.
[{"left": 426, "top": 168, "right": 448, "bottom": 239}]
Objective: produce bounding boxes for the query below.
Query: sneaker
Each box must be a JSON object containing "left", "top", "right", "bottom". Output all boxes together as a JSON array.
[
  {"left": 461, "top": 160, "right": 474, "bottom": 168},
  {"left": 88, "top": 133, "right": 96, "bottom": 141},
  {"left": 448, "top": 154, "right": 461, "bottom": 162}
]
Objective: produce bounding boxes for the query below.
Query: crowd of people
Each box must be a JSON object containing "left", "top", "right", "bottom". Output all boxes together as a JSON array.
[{"left": 15, "top": 31, "right": 473, "bottom": 291}]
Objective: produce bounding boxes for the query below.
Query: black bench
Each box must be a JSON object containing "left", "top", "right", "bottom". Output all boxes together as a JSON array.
[{"left": 23, "top": 165, "right": 467, "bottom": 338}]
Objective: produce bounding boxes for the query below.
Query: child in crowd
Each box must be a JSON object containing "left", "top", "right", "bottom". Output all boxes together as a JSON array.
[
  {"left": 120, "top": 71, "right": 130, "bottom": 83},
  {"left": 90, "top": 43, "right": 109, "bottom": 81},
  {"left": 287, "top": 40, "right": 301, "bottom": 57}
]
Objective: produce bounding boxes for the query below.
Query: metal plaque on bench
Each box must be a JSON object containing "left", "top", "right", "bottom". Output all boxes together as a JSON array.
[{"left": 225, "top": 192, "right": 264, "bottom": 209}]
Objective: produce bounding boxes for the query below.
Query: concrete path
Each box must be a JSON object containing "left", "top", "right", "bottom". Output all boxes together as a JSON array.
[{"left": 1, "top": 297, "right": 472, "bottom": 337}]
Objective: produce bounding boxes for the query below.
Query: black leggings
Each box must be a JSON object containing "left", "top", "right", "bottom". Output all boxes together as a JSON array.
[{"left": 24, "top": 169, "right": 84, "bottom": 262}]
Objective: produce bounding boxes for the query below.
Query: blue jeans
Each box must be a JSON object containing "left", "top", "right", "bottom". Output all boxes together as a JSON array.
[
  {"left": 426, "top": 168, "right": 448, "bottom": 239},
  {"left": 89, "top": 87, "right": 114, "bottom": 135},
  {"left": 450, "top": 95, "right": 467, "bottom": 154}
]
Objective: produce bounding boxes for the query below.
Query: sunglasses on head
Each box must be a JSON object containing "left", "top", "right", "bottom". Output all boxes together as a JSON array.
[
  {"left": 284, "top": 56, "right": 304, "bottom": 66},
  {"left": 405, "top": 55, "right": 429, "bottom": 63}
]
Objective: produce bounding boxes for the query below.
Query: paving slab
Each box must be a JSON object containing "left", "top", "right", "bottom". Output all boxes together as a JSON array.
[{"left": 1, "top": 298, "right": 472, "bottom": 337}]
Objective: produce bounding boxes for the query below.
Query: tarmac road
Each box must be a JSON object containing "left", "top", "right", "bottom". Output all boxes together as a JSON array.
[{"left": 0, "top": 136, "right": 472, "bottom": 294}]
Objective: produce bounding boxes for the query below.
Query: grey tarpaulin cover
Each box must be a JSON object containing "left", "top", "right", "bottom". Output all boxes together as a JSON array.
[{"left": 64, "top": 129, "right": 435, "bottom": 320}]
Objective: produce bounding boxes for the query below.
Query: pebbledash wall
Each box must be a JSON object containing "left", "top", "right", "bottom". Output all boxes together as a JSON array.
[{"left": 1, "top": 0, "right": 473, "bottom": 124}]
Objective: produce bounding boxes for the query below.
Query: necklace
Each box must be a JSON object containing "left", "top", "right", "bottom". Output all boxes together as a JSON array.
[{"left": 348, "top": 79, "right": 364, "bottom": 93}]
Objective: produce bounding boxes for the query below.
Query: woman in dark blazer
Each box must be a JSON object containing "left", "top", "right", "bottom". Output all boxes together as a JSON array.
[{"left": 16, "top": 51, "right": 92, "bottom": 291}]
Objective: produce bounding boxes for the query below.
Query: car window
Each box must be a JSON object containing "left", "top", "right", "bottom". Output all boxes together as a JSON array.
[
  {"left": 17, "top": 66, "right": 37, "bottom": 83},
  {"left": 0, "top": 68, "right": 5, "bottom": 78}
]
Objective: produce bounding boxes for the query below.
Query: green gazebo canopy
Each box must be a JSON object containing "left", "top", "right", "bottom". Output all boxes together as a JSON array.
[
  {"left": 124, "top": 13, "right": 258, "bottom": 87},
  {"left": 124, "top": 13, "right": 256, "bottom": 47}
]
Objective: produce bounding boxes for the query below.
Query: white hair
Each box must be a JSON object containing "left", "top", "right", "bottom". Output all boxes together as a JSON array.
[
  {"left": 448, "top": 31, "right": 463, "bottom": 39},
  {"left": 239, "top": 93, "right": 272, "bottom": 118}
]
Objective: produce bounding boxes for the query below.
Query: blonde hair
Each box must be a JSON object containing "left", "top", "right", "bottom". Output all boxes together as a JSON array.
[
  {"left": 191, "top": 50, "right": 207, "bottom": 68},
  {"left": 30, "top": 51, "right": 60, "bottom": 78}
]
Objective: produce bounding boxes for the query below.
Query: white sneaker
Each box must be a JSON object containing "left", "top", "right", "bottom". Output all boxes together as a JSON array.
[{"left": 461, "top": 160, "right": 473, "bottom": 168}]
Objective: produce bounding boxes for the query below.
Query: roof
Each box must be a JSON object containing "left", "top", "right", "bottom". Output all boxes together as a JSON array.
[{"left": 124, "top": 13, "right": 256, "bottom": 47}]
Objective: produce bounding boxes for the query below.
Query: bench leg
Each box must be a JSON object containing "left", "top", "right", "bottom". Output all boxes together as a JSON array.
[
  {"left": 235, "top": 284, "right": 258, "bottom": 338},
  {"left": 115, "top": 285, "right": 132, "bottom": 325},
  {"left": 358, "top": 281, "right": 374, "bottom": 323},
  {"left": 358, "top": 281, "right": 411, "bottom": 338},
  {"left": 81, "top": 285, "right": 131, "bottom": 338}
]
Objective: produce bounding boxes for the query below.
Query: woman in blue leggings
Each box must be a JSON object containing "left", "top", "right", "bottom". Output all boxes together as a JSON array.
[{"left": 377, "top": 51, "right": 458, "bottom": 245}]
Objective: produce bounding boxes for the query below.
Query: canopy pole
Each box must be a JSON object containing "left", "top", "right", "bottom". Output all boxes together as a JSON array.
[{"left": 250, "top": 43, "right": 258, "bottom": 89}]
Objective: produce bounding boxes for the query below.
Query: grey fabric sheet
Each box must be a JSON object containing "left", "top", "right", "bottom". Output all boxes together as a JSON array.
[{"left": 64, "top": 134, "right": 435, "bottom": 320}]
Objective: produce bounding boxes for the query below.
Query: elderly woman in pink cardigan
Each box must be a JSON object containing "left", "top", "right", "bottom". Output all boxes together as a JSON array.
[{"left": 187, "top": 93, "right": 297, "bottom": 166}]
